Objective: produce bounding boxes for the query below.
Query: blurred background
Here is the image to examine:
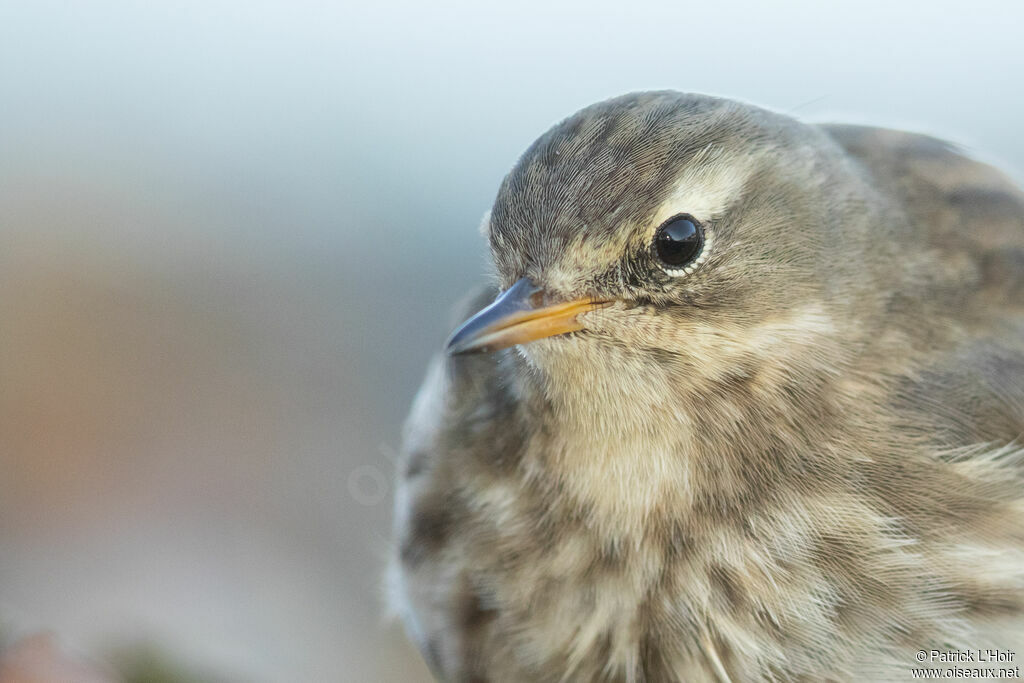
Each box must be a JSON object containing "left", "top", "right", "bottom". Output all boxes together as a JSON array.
[{"left": 0, "top": 0, "right": 1021, "bottom": 680}]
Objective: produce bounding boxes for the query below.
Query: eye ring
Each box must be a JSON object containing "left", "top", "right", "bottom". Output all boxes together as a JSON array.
[{"left": 653, "top": 214, "right": 708, "bottom": 276}]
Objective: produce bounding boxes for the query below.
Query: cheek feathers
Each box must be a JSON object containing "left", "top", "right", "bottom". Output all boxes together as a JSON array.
[{"left": 580, "top": 303, "right": 841, "bottom": 387}]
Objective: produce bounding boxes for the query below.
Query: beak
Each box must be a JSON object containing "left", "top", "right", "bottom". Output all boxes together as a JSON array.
[{"left": 446, "top": 278, "right": 611, "bottom": 355}]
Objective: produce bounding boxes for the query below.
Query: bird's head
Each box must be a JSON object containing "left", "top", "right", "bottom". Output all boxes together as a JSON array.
[{"left": 448, "top": 92, "right": 900, "bottom": 412}]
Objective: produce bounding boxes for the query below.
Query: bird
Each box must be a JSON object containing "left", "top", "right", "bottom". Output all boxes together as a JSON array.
[{"left": 389, "top": 91, "right": 1024, "bottom": 682}]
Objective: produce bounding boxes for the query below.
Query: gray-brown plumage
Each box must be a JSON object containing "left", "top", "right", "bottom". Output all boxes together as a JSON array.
[{"left": 389, "top": 91, "right": 1024, "bottom": 682}]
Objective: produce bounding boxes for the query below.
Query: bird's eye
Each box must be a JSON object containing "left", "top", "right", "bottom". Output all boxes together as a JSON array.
[{"left": 654, "top": 214, "right": 704, "bottom": 271}]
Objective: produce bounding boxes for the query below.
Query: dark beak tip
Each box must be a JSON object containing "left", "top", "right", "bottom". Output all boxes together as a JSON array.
[
  {"left": 442, "top": 278, "right": 538, "bottom": 357},
  {"left": 444, "top": 338, "right": 468, "bottom": 356},
  {"left": 444, "top": 323, "right": 481, "bottom": 356},
  {"left": 446, "top": 345, "right": 481, "bottom": 357}
]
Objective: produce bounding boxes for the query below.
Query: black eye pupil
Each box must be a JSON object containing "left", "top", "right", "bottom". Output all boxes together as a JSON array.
[{"left": 655, "top": 216, "right": 703, "bottom": 268}]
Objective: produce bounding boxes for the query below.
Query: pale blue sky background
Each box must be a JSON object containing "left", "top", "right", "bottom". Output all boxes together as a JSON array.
[{"left": 1, "top": 1, "right": 1021, "bottom": 680}]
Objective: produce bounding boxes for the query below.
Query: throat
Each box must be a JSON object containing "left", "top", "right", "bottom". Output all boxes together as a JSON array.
[{"left": 515, "top": 340, "right": 697, "bottom": 530}]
